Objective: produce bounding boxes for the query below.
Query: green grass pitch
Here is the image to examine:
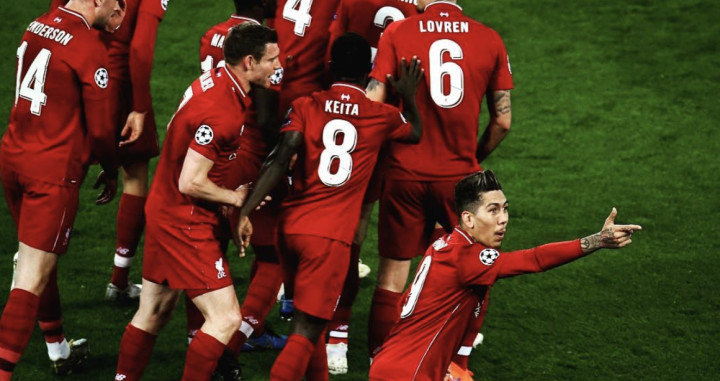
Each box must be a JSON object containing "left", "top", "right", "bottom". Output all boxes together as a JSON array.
[{"left": 0, "top": 0, "right": 718, "bottom": 379}]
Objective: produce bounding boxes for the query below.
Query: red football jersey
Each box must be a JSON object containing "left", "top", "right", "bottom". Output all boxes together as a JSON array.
[
  {"left": 369, "top": 228, "right": 582, "bottom": 380},
  {"left": 371, "top": 1, "right": 514, "bottom": 181},
  {"left": 274, "top": 0, "right": 339, "bottom": 92},
  {"left": 1, "top": 7, "right": 115, "bottom": 185},
  {"left": 145, "top": 67, "right": 251, "bottom": 226},
  {"left": 329, "top": 0, "right": 419, "bottom": 61},
  {"left": 280, "top": 83, "right": 411, "bottom": 244},
  {"left": 50, "top": 0, "right": 167, "bottom": 112},
  {"left": 199, "top": 15, "right": 260, "bottom": 73}
]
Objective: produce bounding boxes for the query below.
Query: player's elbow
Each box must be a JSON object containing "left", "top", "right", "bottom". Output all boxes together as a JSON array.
[
  {"left": 178, "top": 176, "right": 202, "bottom": 197},
  {"left": 492, "top": 113, "right": 512, "bottom": 132}
]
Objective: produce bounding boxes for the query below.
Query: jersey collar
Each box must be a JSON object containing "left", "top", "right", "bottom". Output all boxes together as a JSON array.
[
  {"left": 230, "top": 15, "right": 261, "bottom": 25},
  {"left": 425, "top": 1, "right": 463, "bottom": 12},
  {"left": 58, "top": 7, "right": 91, "bottom": 30},
  {"left": 331, "top": 82, "right": 366, "bottom": 95},
  {"left": 454, "top": 227, "right": 475, "bottom": 244},
  {"left": 222, "top": 66, "right": 250, "bottom": 106}
]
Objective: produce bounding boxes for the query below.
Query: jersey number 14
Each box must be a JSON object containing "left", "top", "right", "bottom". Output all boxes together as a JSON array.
[{"left": 15, "top": 41, "right": 51, "bottom": 116}]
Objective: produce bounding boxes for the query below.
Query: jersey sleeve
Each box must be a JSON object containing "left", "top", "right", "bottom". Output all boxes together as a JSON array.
[
  {"left": 78, "top": 38, "right": 119, "bottom": 171},
  {"left": 188, "top": 114, "right": 232, "bottom": 162},
  {"left": 129, "top": 11, "right": 161, "bottom": 113},
  {"left": 489, "top": 33, "right": 514, "bottom": 91},
  {"left": 385, "top": 107, "right": 412, "bottom": 141},
  {"left": 138, "top": 0, "right": 169, "bottom": 21},
  {"left": 279, "top": 97, "right": 309, "bottom": 134},
  {"left": 369, "top": 22, "right": 399, "bottom": 85},
  {"left": 458, "top": 240, "right": 583, "bottom": 286}
]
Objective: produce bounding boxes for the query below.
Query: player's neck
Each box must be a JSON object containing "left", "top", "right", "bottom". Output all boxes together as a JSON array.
[
  {"left": 64, "top": 0, "right": 96, "bottom": 25},
  {"left": 225, "top": 64, "right": 252, "bottom": 94}
]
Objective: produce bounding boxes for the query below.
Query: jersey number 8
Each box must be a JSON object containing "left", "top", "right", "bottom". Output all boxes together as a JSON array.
[{"left": 318, "top": 119, "right": 357, "bottom": 187}]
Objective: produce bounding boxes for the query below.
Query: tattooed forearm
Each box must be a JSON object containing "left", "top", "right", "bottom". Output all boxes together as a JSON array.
[
  {"left": 491, "top": 90, "right": 511, "bottom": 116},
  {"left": 580, "top": 232, "right": 601, "bottom": 253}
]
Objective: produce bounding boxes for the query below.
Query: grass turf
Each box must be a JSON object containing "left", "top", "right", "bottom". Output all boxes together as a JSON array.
[{"left": 0, "top": 0, "right": 718, "bottom": 379}]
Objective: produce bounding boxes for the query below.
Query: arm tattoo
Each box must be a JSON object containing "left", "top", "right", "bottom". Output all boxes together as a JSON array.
[
  {"left": 366, "top": 78, "right": 382, "bottom": 93},
  {"left": 492, "top": 90, "right": 511, "bottom": 116},
  {"left": 581, "top": 232, "right": 601, "bottom": 252}
]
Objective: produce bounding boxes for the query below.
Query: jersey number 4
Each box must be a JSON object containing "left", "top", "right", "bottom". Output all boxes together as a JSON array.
[
  {"left": 318, "top": 119, "right": 357, "bottom": 187},
  {"left": 15, "top": 41, "right": 51, "bottom": 116},
  {"left": 283, "top": 0, "right": 313, "bottom": 36},
  {"left": 428, "top": 39, "right": 464, "bottom": 108}
]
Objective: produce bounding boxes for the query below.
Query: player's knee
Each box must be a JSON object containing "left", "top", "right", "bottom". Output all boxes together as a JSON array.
[{"left": 220, "top": 309, "right": 243, "bottom": 334}]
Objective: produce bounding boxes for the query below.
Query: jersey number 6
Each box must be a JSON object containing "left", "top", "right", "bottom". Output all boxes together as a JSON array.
[{"left": 428, "top": 39, "right": 464, "bottom": 108}]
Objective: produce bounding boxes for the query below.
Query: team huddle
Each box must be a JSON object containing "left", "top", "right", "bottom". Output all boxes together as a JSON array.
[{"left": 0, "top": 0, "right": 642, "bottom": 380}]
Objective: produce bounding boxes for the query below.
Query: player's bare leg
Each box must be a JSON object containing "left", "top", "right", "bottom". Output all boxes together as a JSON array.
[
  {"left": 0, "top": 243, "right": 57, "bottom": 380},
  {"left": 271, "top": 310, "right": 328, "bottom": 381},
  {"left": 115, "top": 279, "right": 180, "bottom": 381},
  {"left": 368, "top": 257, "right": 412, "bottom": 357},
  {"left": 107, "top": 160, "right": 149, "bottom": 301},
  {"left": 183, "top": 286, "right": 242, "bottom": 381}
]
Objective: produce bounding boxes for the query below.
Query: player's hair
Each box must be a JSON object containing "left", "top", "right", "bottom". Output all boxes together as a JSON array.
[
  {"left": 454, "top": 170, "right": 503, "bottom": 218},
  {"left": 224, "top": 24, "right": 278, "bottom": 66},
  {"left": 330, "top": 33, "right": 372, "bottom": 80},
  {"left": 233, "top": 0, "right": 264, "bottom": 14}
]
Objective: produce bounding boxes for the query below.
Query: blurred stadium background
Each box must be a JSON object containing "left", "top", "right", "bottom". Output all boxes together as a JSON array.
[{"left": 0, "top": 0, "right": 718, "bottom": 379}]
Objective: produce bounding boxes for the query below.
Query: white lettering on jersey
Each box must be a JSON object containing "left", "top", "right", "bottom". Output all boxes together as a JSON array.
[
  {"left": 210, "top": 33, "right": 225, "bottom": 48},
  {"left": 324, "top": 100, "right": 359, "bottom": 116},
  {"left": 26, "top": 21, "right": 74, "bottom": 45},
  {"left": 418, "top": 20, "right": 469, "bottom": 33},
  {"left": 199, "top": 70, "right": 214, "bottom": 92}
]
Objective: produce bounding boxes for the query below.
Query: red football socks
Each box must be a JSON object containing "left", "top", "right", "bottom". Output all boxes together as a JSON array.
[
  {"left": 181, "top": 329, "right": 225, "bottom": 381},
  {"left": 37, "top": 267, "right": 64, "bottom": 344},
  {"left": 185, "top": 295, "right": 204, "bottom": 341},
  {"left": 329, "top": 243, "right": 360, "bottom": 345},
  {"left": 0, "top": 289, "right": 40, "bottom": 380},
  {"left": 270, "top": 334, "right": 315, "bottom": 381},
  {"left": 111, "top": 194, "right": 146, "bottom": 289},
  {"left": 115, "top": 324, "right": 157, "bottom": 381},
  {"left": 368, "top": 287, "right": 402, "bottom": 357},
  {"left": 305, "top": 332, "right": 328, "bottom": 381},
  {"left": 241, "top": 260, "right": 283, "bottom": 331}
]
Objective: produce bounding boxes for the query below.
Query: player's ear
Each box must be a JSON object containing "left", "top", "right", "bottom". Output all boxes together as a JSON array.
[
  {"left": 242, "top": 55, "right": 254, "bottom": 71},
  {"left": 461, "top": 210, "right": 474, "bottom": 229}
]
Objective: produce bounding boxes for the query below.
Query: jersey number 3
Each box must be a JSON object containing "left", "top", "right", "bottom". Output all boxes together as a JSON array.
[
  {"left": 15, "top": 41, "right": 51, "bottom": 116},
  {"left": 318, "top": 119, "right": 357, "bottom": 187}
]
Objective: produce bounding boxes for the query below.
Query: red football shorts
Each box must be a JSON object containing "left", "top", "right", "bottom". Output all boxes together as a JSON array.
[
  {"left": 378, "top": 179, "right": 460, "bottom": 260},
  {"left": 108, "top": 78, "right": 159, "bottom": 164},
  {"left": 142, "top": 220, "right": 232, "bottom": 295},
  {"left": 0, "top": 166, "right": 79, "bottom": 255},
  {"left": 276, "top": 232, "right": 350, "bottom": 320}
]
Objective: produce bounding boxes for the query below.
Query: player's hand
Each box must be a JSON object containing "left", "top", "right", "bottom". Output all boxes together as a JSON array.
[
  {"left": 581, "top": 208, "right": 643, "bottom": 252},
  {"left": 233, "top": 183, "right": 271, "bottom": 209},
  {"left": 119, "top": 111, "right": 146, "bottom": 147},
  {"left": 93, "top": 170, "right": 118, "bottom": 205},
  {"left": 235, "top": 215, "right": 253, "bottom": 257},
  {"left": 104, "top": 0, "right": 126, "bottom": 33},
  {"left": 387, "top": 56, "right": 424, "bottom": 101}
]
